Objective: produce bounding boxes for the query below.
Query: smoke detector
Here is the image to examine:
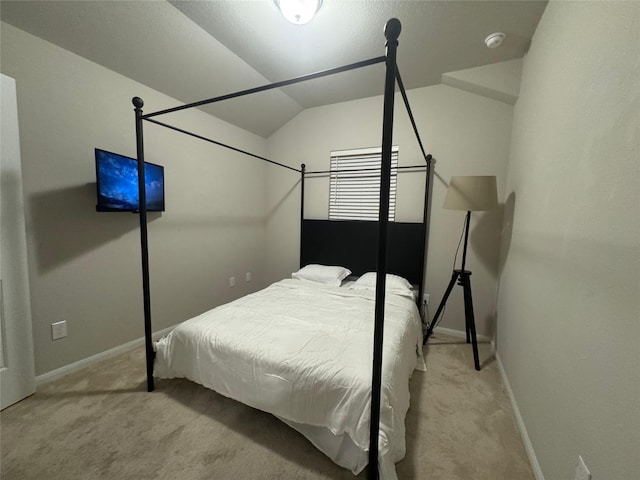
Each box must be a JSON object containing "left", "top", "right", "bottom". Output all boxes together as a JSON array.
[{"left": 484, "top": 32, "right": 506, "bottom": 49}]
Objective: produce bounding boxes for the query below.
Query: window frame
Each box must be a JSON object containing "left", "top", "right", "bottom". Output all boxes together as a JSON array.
[{"left": 328, "top": 146, "right": 399, "bottom": 221}]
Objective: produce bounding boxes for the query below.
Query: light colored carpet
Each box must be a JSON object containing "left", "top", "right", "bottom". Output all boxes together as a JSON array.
[{"left": 1, "top": 334, "right": 534, "bottom": 479}]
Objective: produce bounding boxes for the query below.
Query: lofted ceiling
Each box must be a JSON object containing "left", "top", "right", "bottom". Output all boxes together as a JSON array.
[{"left": 0, "top": 0, "right": 548, "bottom": 138}]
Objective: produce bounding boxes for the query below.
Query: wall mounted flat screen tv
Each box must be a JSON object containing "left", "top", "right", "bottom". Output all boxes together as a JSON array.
[{"left": 95, "top": 148, "right": 165, "bottom": 212}]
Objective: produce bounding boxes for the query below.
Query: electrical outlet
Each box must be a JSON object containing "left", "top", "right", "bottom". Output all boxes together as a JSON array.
[
  {"left": 245, "top": 272, "right": 251, "bottom": 282},
  {"left": 229, "top": 276, "right": 236, "bottom": 287},
  {"left": 51, "top": 321, "right": 67, "bottom": 340},
  {"left": 574, "top": 455, "right": 591, "bottom": 480}
]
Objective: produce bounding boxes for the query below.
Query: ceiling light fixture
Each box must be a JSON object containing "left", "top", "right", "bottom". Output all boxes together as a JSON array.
[
  {"left": 274, "top": 0, "right": 323, "bottom": 25},
  {"left": 484, "top": 32, "right": 506, "bottom": 48}
]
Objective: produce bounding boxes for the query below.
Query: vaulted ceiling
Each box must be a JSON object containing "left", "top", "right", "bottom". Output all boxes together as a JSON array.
[{"left": 1, "top": 0, "right": 548, "bottom": 137}]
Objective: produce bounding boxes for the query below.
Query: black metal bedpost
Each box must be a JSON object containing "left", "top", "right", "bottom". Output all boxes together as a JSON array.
[
  {"left": 368, "top": 18, "right": 401, "bottom": 480},
  {"left": 300, "top": 163, "right": 306, "bottom": 268},
  {"left": 418, "top": 154, "right": 433, "bottom": 324},
  {"left": 133, "top": 96, "right": 155, "bottom": 393}
]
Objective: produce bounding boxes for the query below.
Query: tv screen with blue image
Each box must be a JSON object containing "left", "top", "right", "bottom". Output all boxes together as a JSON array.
[{"left": 95, "top": 149, "right": 165, "bottom": 212}]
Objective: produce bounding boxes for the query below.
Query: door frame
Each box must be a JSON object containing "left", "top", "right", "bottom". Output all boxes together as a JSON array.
[{"left": 1, "top": 73, "right": 36, "bottom": 410}]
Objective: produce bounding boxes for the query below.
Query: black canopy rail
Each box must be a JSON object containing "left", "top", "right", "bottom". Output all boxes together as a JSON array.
[
  {"left": 145, "top": 117, "right": 301, "bottom": 173},
  {"left": 141, "top": 56, "right": 386, "bottom": 120},
  {"left": 132, "top": 18, "right": 430, "bottom": 480},
  {"left": 394, "top": 69, "right": 434, "bottom": 326},
  {"left": 305, "top": 163, "right": 428, "bottom": 176},
  {"left": 395, "top": 70, "right": 432, "bottom": 166}
]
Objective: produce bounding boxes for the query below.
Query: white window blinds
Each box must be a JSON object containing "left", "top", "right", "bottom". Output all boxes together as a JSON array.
[{"left": 329, "top": 146, "right": 398, "bottom": 221}]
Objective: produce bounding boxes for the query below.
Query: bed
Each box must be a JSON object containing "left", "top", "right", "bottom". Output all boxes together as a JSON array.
[
  {"left": 132, "top": 18, "right": 434, "bottom": 479},
  {"left": 154, "top": 269, "right": 425, "bottom": 478}
]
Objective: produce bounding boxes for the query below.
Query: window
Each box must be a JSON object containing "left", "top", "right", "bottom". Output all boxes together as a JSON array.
[{"left": 329, "top": 146, "right": 398, "bottom": 221}]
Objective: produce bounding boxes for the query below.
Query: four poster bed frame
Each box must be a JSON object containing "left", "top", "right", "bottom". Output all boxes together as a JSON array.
[{"left": 132, "top": 18, "right": 433, "bottom": 479}]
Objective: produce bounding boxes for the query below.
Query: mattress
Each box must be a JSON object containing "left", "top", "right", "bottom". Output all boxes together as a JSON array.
[{"left": 154, "top": 278, "right": 424, "bottom": 478}]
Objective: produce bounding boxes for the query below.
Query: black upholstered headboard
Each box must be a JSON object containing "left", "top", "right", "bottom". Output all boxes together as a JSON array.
[{"left": 300, "top": 219, "right": 425, "bottom": 286}]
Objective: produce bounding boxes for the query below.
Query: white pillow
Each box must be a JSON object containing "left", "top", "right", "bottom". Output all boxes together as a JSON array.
[
  {"left": 349, "top": 272, "right": 415, "bottom": 297},
  {"left": 292, "top": 264, "right": 352, "bottom": 286}
]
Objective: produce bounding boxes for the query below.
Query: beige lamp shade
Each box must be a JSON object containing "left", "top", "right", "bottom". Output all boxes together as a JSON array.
[{"left": 443, "top": 176, "right": 498, "bottom": 211}]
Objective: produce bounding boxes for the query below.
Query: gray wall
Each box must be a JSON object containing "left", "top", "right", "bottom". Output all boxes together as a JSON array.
[
  {"left": 1, "top": 23, "right": 269, "bottom": 376},
  {"left": 265, "top": 84, "right": 513, "bottom": 338},
  {"left": 496, "top": 1, "right": 640, "bottom": 479}
]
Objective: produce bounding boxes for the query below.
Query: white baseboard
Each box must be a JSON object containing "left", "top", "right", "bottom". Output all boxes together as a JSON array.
[
  {"left": 495, "top": 351, "right": 545, "bottom": 480},
  {"left": 433, "top": 326, "right": 492, "bottom": 343},
  {"left": 35, "top": 325, "right": 176, "bottom": 386}
]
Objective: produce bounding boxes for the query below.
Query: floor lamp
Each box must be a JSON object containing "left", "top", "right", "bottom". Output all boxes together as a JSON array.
[{"left": 425, "top": 176, "right": 498, "bottom": 370}]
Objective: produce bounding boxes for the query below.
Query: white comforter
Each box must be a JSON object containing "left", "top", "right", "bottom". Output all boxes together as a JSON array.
[{"left": 154, "top": 278, "right": 424, "bottom": 478}]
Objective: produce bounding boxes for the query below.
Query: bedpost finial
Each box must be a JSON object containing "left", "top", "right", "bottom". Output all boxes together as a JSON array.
[
  {"left": 132, "top": 97, "right": 144, "bottom": 109},
  {"left": 384, "top": 18, "right": 401, "bottom": 41}
]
